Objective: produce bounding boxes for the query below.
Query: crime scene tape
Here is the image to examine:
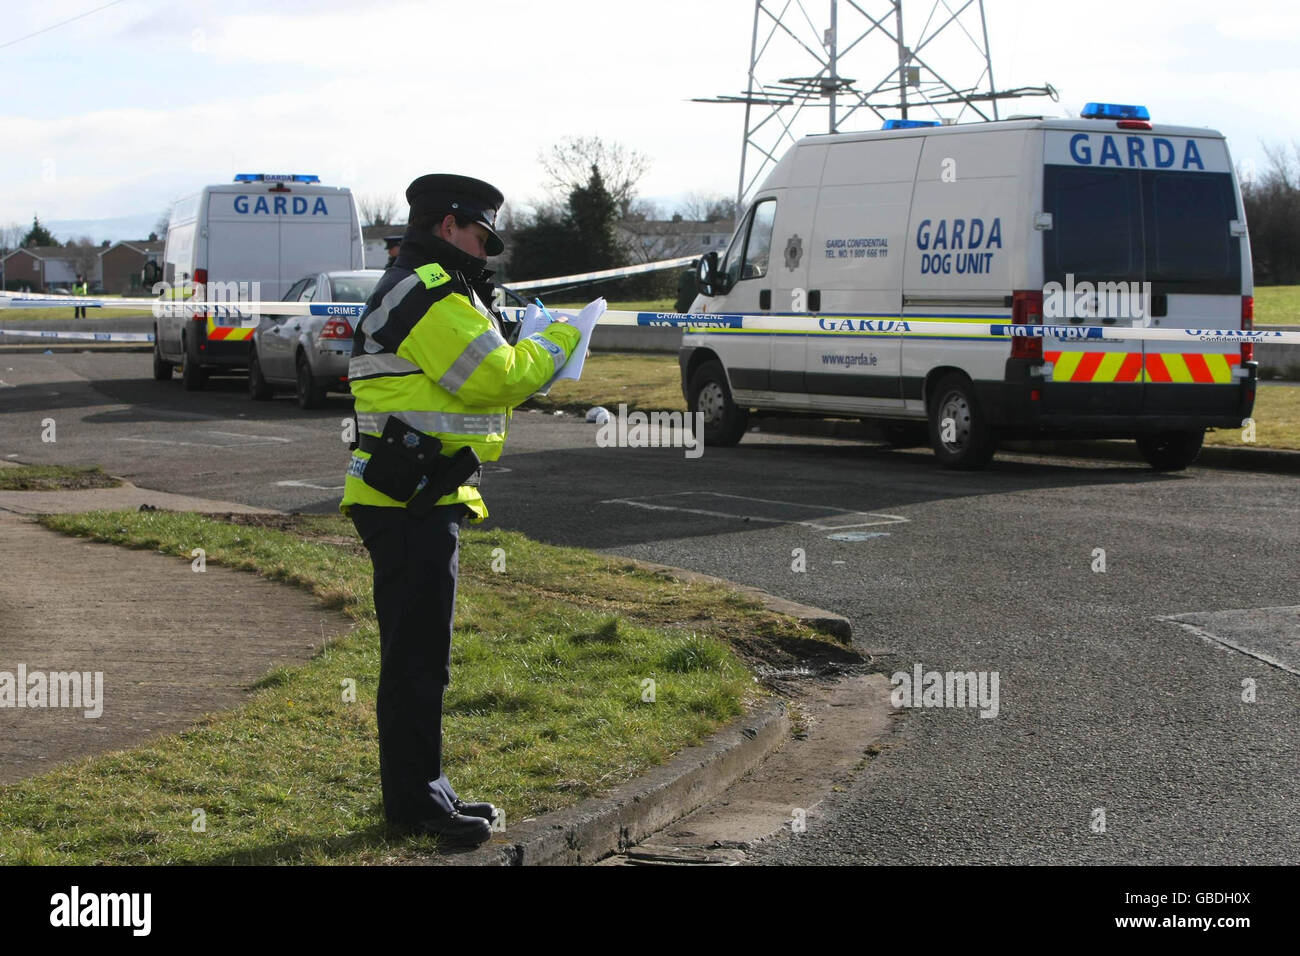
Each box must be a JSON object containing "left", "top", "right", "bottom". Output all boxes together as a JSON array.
[
  {"left": 503, "top": 256, "right": 696, "bottom": 292},
  {"left": 0, "top": 328, "right": 154, "bottom": 342},
  {"left": 3, "top": 294, "right": 1298, "bottom": 345}
]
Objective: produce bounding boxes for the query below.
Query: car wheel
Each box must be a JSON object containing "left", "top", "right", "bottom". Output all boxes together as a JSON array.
[
  {"left": 152, "top": 329, "right": 173, "bottom": 381},
  {"left": 688, "top": 359, "right": 748, "bottom": 447},
  {"left": 1137, "top": 429, "right": 1204, "bottom": 471},
  {"left": 180, "top": 337, "right": 206, "bottom": 391},
  {"left": 296, "top": 353, "right": 325, "bottom": 409},
  {"left": 248, "top": 347, "right": 273, "bottom": 400},
  {"left": 928, "top": 373, "right": 996, "bottom": 469}
]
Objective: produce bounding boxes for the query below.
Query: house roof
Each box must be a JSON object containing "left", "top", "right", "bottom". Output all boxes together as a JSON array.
[
  {"left": 4, "top": 245, "right": 88, "bottom": 261},
  {"left": 362, "top": 224, "right": 407, "bottom": 241},
  {"left": 100, "top": 240, "right": 165, "bottom": 257}
]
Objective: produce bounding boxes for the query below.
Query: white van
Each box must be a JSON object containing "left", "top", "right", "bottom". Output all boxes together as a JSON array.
[
  {"left": 684, "top": 104, "right": 1256, "bottom": 469},
  {"left": 154, "top": 174, "right": 364, "bottom": 390}
]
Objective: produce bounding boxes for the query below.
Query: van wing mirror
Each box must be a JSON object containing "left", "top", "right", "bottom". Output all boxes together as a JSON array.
[{"left": 697, "top": 251, "right": 721, "bottom": 297}]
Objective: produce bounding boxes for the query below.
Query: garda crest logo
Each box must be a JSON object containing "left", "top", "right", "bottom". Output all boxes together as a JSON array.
[{"left": 785, "top": 234, "right": 803, "bottom": 271}]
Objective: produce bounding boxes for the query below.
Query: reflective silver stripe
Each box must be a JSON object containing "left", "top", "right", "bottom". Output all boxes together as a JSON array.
[
  {"left": 349, "top": 353, "right": 420, "bottom": 378},
  {"left": 357, "top": 411, "right": 507, "bottom": 435},
  {"left": 526, "top": 331, "right": 567, "bottom": 375},
  {"left": 360, "top": 273, "right": 422, "bottom": 353},
  {"left": 436, "top": 327, "right": 507, "bottom": 393}
]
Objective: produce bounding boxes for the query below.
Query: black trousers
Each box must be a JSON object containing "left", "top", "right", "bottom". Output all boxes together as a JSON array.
[{"left": 350, "top": 503, "right": 470, "bottom": 824}]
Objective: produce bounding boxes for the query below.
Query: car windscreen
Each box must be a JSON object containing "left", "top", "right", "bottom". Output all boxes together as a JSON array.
[
  {"left": 1043, "top": 167, "right": 1241, "bottom": 295},
  {"left": 329, "top": 276, "right": 381, "bottom": 302}
]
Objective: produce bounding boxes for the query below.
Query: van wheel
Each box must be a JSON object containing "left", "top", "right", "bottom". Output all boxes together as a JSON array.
[
  {"left": 248, "top": 347, "right": 273, "bottom": 400},
  {"left": 928, "top": 373, "right": 996, "bottom": 469},
  {"left": 1137, "top": 429, "right": 1203, "bottom": 471},
  {"left": 180, "top": 338, "right": 206, "bottom": 391},
  {"left": 296, "top": 353, "right": 325, "bottom": 409},
  {"left": 689, "top": 359, "right": 748, "bottom": 446},
  {"left": 152, "top": 330, "right": 172, "bottom": 381}
]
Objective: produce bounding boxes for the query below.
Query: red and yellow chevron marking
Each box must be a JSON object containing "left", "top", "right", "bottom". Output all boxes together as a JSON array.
[
  {"left": 205, "top": 317, "right": 256, "bottom": 341},
  {"left": 1043, "top": 351, "right": 1239, "bottom": 384}
]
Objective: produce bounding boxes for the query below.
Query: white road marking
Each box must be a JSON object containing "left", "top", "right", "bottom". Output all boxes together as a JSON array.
[
  {"left": 118, "top": 431, "right": 292, "bottom": 448},
  {"left": 275, "top": 478, "right": 345, "bottom": 491},
  {"left": 601, "top": 491, "right": 909, "bottom": 530},
  {"left": 1160, "top": 613, "right": 1300, "bottom": 677}
]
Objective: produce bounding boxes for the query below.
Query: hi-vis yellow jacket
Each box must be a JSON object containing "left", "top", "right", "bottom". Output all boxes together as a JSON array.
[{"left": 340, "top": 237, "right": 579, "bottom": 520}]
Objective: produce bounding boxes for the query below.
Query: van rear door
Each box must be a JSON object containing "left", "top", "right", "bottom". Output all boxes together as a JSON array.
[
  {"left": 1041, "top": 129, "right": 1244, "bottom": 423},
  {"left": 1136, "top": 154, "right": 1245, "bottom": 416},
  {"left": 1040, "top": 150, "right": 1143, "bottom": 417}
]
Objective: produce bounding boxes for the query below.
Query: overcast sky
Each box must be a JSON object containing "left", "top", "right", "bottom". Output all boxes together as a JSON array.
[{"left": 4, "top": 0, "right": 1298, "bottom": 238}]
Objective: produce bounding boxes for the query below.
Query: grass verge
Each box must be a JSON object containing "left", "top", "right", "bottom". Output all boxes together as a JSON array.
[
  {"left": 1255, "top": 285, "right": 1300, "bottom": 326},
  {"left": 1205, "top": 384, "right": 1300, "bottom": 450},
  {"left": 0, "top": 511, "right": 847, "bottom": 864},
  {"left": 0, "top": 464, "right": 122, "bottom": 490}
]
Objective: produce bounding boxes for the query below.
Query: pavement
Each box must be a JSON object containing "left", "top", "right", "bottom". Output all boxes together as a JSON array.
[{"left": 0, "top": 474, "right": 869, "bottom": 865}]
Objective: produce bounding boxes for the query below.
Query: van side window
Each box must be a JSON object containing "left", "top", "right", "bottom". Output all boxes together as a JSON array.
[
  {"left": 742, "top": 200, "right": 776, "bottom": 279},
  {"left": 720, "top": 198, "right": 778, "bottom": 286}
]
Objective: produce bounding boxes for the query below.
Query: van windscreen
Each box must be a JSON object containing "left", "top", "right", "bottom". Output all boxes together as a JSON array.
[{"left": 1043, "top": 167, "right": 1240, "bottom": 294}]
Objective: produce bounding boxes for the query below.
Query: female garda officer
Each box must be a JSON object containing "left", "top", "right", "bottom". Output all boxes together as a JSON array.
[{"left": 341, "top": 174, "right": 580, "bottom": 847}]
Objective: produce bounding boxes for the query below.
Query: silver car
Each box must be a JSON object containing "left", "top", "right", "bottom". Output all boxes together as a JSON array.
[{"left": 248, "top": 270, "right": 382, "bottom": 408}]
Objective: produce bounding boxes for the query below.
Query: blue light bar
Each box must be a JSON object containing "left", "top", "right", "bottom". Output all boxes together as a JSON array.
[
  {"left": 232, "top": 173, "right": 321, "bottom": 183},
  {"left": 1080, "top": 102, "right": 1150, "bottom": 121},
  {"left": 882, "top": 119, "right": 942, "bottom": 130}
]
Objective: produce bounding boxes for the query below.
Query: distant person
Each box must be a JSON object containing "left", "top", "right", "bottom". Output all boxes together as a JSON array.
[
  {"left": 674, "top": 261, "right": 699, "bottom": 314},
  {"left": 73, "top": 274, "right": 88, "bottom": 318},
  {"left": 384, "top": 235, "right": 403, "bottom": 269}
]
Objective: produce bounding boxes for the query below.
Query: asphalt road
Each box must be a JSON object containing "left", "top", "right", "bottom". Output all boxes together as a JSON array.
[{"left": 3, "top": 352, "right": 1297, "bottom": 864}]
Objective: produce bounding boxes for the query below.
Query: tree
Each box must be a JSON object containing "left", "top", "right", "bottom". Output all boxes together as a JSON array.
[
  {"left": 677, "top": 191, "right": 737, "bottom": 224},
  {"left": 22, "top": 215, "right": 56, "bottom": 248},
  {"left": 506, "top": 166, "right": 621, "bottom": 288},
  {"left": 1242, "top": 141, "right": 1300, "bottom": 285},
  {"left": 153, "top": 210, "right": 170, "bottom": 241},
  {"left": 359, "top": 194, "right": 401, "bottom": 227},
  {"left": 539, "top": 136, "right": 649, "bottom": 218},
  {"left": 0, "top": 221, "right": 24, "bottom": 255},
  {"left": 67, "top": 237, "right": 100, "bottom": 280}
]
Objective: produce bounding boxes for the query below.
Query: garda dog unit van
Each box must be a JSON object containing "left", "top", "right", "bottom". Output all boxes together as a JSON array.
[
  {"left": 685, "top": 103, "right": 1256, "bottom": 469},
  {"left": 155, "top": 173, "right": 364, "bottom": 390}
]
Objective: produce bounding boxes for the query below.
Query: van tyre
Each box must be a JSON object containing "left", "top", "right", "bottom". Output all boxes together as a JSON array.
[
  {"left": 180, "top": 338, "right": 206, "bottom": 391},
  {"left": 152, "top": 330, "right": 172, "bottom": 381},
  {"left": 296, "top": 353, "right": 325, "bottom": 409},
  {"left": 929, "top": 373, "right": 996, "bottom": 469},
  {"left": 1137, "top": 428, "right": 1203, "bottom": 471},
  {"left": 248, "top": 347, "right": 273, "bottom": 400},
  {"left": 689, "top": 359, "right": 748, "bottom": 446}
]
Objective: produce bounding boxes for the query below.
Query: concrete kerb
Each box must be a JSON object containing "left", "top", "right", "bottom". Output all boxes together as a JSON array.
[
  {"left": 1, "top": 477, "right": 853, "bottom": 866},
  {"left": 431, "top": 696, "right": 791, "bottom": 866}
]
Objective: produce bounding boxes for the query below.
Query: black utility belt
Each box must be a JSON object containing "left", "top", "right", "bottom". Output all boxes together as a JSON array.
[{"left": 358, "top": 418, "right": 481, "bottom": 514}]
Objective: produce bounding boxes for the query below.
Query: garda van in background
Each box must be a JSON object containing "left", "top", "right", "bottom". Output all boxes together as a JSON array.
[
  {"left": 685, "top": 102, "right": 1256, "bottom": 469},
  {"left": 155, "top": 173, "right": 364, "bottom": 390}
]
